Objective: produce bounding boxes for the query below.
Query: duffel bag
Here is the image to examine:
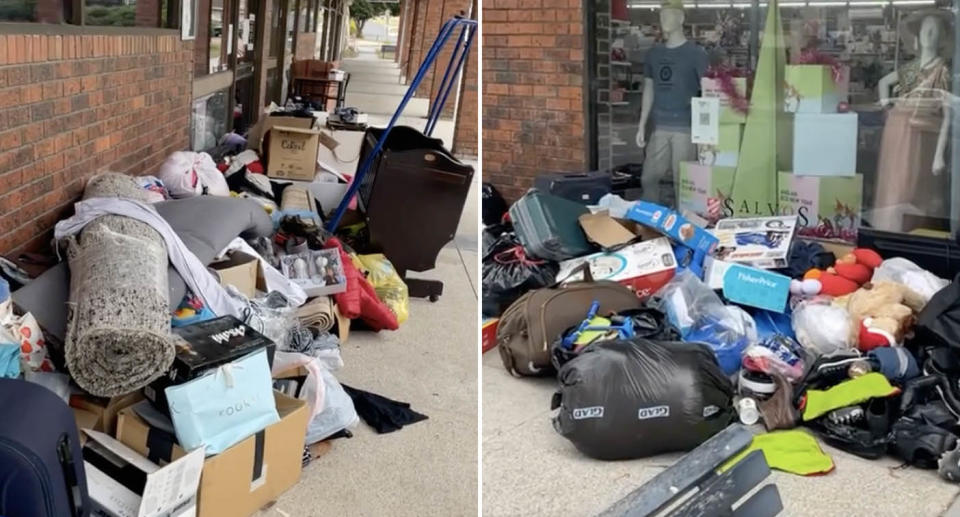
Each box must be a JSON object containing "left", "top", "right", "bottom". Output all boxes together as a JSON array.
[{"left": 496, "top": 264, "right": 641, "bottom": 376}]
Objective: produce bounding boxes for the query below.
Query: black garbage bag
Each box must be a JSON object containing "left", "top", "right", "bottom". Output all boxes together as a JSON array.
[
  {"left": 550, "top": 304, "right": 680, "bottom": 371},
  {"left": 481, "top": 234, "right": 558, "bottom": 317},
  {"left": 482, "top": 182, "right": 509, "bottom": 226},
  {"left": 552, "top": 339, "right": 734, "bottom": 460}
]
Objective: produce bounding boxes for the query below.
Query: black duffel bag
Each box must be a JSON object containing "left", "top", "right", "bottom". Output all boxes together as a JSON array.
[{"left": 552, "top": 338, "right": 734, "bottom": 460}]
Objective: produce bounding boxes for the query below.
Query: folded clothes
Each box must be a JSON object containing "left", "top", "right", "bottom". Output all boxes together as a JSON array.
[{"left": 723, "top": 429, "right": 834, "bottom": 476}]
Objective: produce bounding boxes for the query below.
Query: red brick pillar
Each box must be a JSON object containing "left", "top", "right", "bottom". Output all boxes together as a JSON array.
[{"left": 451, "top": 0, "right": 476, "bottom": 157}]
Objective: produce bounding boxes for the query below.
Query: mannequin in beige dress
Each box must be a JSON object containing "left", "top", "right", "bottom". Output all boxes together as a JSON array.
[{"left": 872, "top": 13, "right": 952, "bottom": 232}]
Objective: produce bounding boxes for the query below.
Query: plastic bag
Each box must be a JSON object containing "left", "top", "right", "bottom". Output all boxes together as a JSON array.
[
  {"left": 157, "top": 151, "right": 229, "bottom": 198},
  {"left": 658, "top": 270, "right": 756, "bottom": 375},
  {"left": 742, "top": 335, "right": 806, "bottom": 382},
  {"left": 872, "top": 258, "right": 949, "bottom": 304},
  {"left": 482, "top": 233, "right": 559, "bottom": 317},
  {"left": 356, "top": 254, "right": 409, "bottom": 324},
  {"left": 792, "top": 298, "right": 852, "bottom": 357},
  {"left": 554, "top": 338, "right": 734, "bottom": 460},
  {"left": 307, "top": 366, "right": 359, "bottom": 443}
]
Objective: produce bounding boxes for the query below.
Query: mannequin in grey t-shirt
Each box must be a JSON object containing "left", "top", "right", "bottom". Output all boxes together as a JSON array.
[{"left": 635, "top": 2, "right": 707, "bottom": 207}]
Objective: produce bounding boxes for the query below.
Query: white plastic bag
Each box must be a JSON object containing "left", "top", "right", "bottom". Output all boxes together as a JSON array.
[
  {"left": 872, "top": 258, "right": 948, "bottom": 304},
  {"left": 792, "top": 298, "right": 852, "bottom": 357},
  {"left": 657, "top": 270, "right": 756, "bottom": 375},
  {"left": 157, "top": 151, "right": 229, "bottom": 198},
  {"left": 306, "top": 366, "right": 359, "bottom": 444}
]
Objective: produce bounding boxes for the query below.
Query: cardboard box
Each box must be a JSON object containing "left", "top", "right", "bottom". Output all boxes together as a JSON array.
[
  {"left": 69, "top": 391, "right": 145, "bottom": 436},
  {"left": 710, "top": 215, "right": 798, "bottom": 269},
  {"left": 280, "top": 179, "right": 350, "bottom": 216},
  {"left": 482, "top": 318, "right": 498, "bottom": 354},
  {"left": 698, "top": 123, "right": 742, "bottom": 168},
  {"left": 83, "top": 429, "right": 204, "bottom": 517},
  {"left": 720, "top": 263, "right": 791, "bottom": 313},
  {"left": 143, "top": 316, "right": 276, "bottom": 413},
  {"left": 626, "top": 201, "right": 718, "bottom": 277},
  {"left": 784, "top": 64, "right": 849, "bottom": 114},
  {"left": 578, "top": 210, "right": 662, "bottom": 249},
  {"left": 701, "top": 77, "right": 748, "bottom": 124},
  {"left": 209, "top": 251, "right": 259, "bottom": 299},
  {"left": 678, "top": 161, "right": 736, "bottom": 222},
  {"left": 791, "top": 112, "right": 857, "bottom": 176},
  {"left": 778, "top": 172, "right": 863, "bottom": 243},
  {"left": 116, "top": 392, "right": 309, "bottom": 517},
  {"left": 557, "top": 237, "right": 677, "bottom": 297},
  {"left": 248, "top": 113, "right": 316, "bottom": 152},
  {"left": 266, "top": 125, "right": 322, "bottom": 181}
]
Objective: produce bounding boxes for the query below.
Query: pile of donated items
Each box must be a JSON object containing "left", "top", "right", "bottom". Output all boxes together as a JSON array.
[{"left": 482, "top": 183, "right": 960, "bottom": 481}]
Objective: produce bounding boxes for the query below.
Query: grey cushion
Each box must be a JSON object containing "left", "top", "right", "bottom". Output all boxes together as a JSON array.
[{"left": 12, "top": 196, "right": 273, "bottom": 343}]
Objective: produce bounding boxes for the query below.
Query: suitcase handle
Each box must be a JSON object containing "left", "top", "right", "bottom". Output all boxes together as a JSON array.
[{"left": 58, "top": 434, "right": 83, "bottom": 517}]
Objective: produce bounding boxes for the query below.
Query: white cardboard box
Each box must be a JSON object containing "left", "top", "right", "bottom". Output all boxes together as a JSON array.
[
  {"left": 557, "top": 237, "right": 677, "bottom": 298},
  {"left": 792, "top": 112, "right": 857, "bottom": 176},
  {"left": 83, "top": 429, "right": 204, "bottom": 517}
]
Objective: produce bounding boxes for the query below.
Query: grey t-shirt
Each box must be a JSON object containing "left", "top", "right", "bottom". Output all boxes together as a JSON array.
[{"left": 643, "top": 41, "right": 708, "bottom": 129}]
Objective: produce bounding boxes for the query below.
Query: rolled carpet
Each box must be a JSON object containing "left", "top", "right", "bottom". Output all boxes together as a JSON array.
[
  {"left": 63, "top": 173, "right": 175, "bottom": 397},
  {"left": 297, "top": 296, "right": 336, "bottom": 333}
]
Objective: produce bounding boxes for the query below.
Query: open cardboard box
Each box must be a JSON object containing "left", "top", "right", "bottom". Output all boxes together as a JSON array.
[
  {"left": 115, "top": 391, "right": 309, "bottom": 517},
  {"left": 209, "top": 251, "right": 259, "bottom": 299},
  {"left": 70, "top": 391, "right": 144, "bottom": 437},
  {"left": 579, "top": 210, "right": 662, "bottom": 249},
  {"left": 83, "top": 429, "right": 205, "bottom": 517}
]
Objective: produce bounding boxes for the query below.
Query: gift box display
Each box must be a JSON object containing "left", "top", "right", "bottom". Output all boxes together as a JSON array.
[
  {"left": 784, "top": 64, "right": 849, "bottom": 114},
  {"left": 678, "top": 162, "right": 736, "bottom": 222},
  {"left": 701, "top": 77, "right": 749, "bottom": 124},
  {"left": 778, "top": 172, "right": 863, "bottom": 243},
  {"left": 791, "top": 112, "right": 857, "bottom": 176}
]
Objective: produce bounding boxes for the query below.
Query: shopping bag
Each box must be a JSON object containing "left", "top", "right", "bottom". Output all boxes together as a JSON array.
[{"left": 166, "top": 349, "right": 280, "bottom": 455}]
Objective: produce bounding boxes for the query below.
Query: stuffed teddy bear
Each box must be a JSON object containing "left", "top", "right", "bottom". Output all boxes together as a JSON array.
[
  {"left": 790, "top": 248, "right": 883, "bottom": 297},
  {"left": 844, "top": 281, "right": 926, "bottom": 351}
]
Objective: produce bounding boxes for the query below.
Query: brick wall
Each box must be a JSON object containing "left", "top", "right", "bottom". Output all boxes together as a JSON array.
[
  {"left": 195, "top": 0, "right": 211, "bottom": 76},
  {"left": 0, "top": 34, "right": 193, "bottom": 254},
  {"left": 452, "top": 2, "right": 477, "bottom": 158},
  {"left": 481, "top": 0, "right": 587, "bottom": 201}
]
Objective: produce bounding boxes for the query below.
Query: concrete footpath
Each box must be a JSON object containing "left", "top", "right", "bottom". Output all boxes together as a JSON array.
[{"left": 482, "top": 352, "right": 960, "bottom": 517}]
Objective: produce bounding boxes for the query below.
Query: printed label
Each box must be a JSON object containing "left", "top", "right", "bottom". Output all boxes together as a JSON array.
[
  {"left": 572, "top": 406, "right": 605, "bottom": 420},
  {"left": 637, "top": 405, "right": 670, "bottom": 420}
]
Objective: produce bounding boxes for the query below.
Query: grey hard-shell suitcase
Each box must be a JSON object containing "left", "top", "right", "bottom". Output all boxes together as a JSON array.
[{"left": 508, "top": 189, "right": 594, "bottom": 261}]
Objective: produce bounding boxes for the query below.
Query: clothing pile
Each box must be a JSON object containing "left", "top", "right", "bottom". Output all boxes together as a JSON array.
[
  {"left": 484, "top": 183, "right": 960, "bottom": 480},
  {"left": 0, "top": 113, "right": 427, "bottom": 516}
]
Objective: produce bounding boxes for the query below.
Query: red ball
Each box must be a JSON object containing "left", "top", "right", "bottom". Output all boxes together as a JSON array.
[
  {"left": 818, "top": 272, "right": 860, "bottom": 296},
  {"left": 834, "top": 263, "right": 872, "bottom": 285},
  {"left": 853, "top": 248, "right": 883, "bottom": 269}
]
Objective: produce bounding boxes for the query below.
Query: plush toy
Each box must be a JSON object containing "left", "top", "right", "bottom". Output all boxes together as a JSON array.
[
  {"left": 790, "top": 248, "right": 883, "bottom": 297},
  {"left": 844, "top": 281, "right": 926, "bottom": 351}
]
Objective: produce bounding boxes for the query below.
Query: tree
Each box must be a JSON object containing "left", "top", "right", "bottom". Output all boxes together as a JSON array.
[{"left": 350, "top": 0, "right": 382, "bottom": 36}]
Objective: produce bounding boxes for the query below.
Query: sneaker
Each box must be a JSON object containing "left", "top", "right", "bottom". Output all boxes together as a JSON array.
[{"left": 940, "top": 443, "right": 960, "bottom": 482}]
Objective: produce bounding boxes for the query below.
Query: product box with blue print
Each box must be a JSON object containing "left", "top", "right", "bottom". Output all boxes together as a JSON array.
[{"left": 556, "top": 237, "right": 677, "bottom": 298}]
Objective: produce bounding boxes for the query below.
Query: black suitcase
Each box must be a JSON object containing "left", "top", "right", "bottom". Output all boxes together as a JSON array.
[
  {"left": 0, "top": 378, "right": 89, "bottom": 517},
  {"left": 533, "top": 171, "right": 612, "bottom": 205}
]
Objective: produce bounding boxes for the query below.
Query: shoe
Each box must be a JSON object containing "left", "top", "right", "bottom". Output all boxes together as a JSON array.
[
  {"left": 828, "top": 406, "right": 865, "bottom": 426},
  {"left": 940, "top": 443, "right": 960, "bottom": 481}
]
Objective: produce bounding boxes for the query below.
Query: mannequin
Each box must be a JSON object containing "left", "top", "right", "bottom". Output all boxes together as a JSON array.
[
  {"left": 872, "top": 11, "right": 952, "bottom": 232},
  {"left": 635, "top": 0, "right": 707, "bottom": 207}
]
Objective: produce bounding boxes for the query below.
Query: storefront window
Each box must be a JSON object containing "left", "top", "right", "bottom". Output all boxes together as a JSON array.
[
  {"left": 191, "top": 89, "right": 229, "bottom": 151},
  {"left": 208, "top": 0, "right": 232, "bottom": 73},
  {"left": 237, "top": 0, "right": 257, "bottom": 63},
  {"left": 591, "top": 0, "right": 959, "bottom": 244},
  {"left": 0, "top": 0, "right": 67, "bottom": 22}
]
